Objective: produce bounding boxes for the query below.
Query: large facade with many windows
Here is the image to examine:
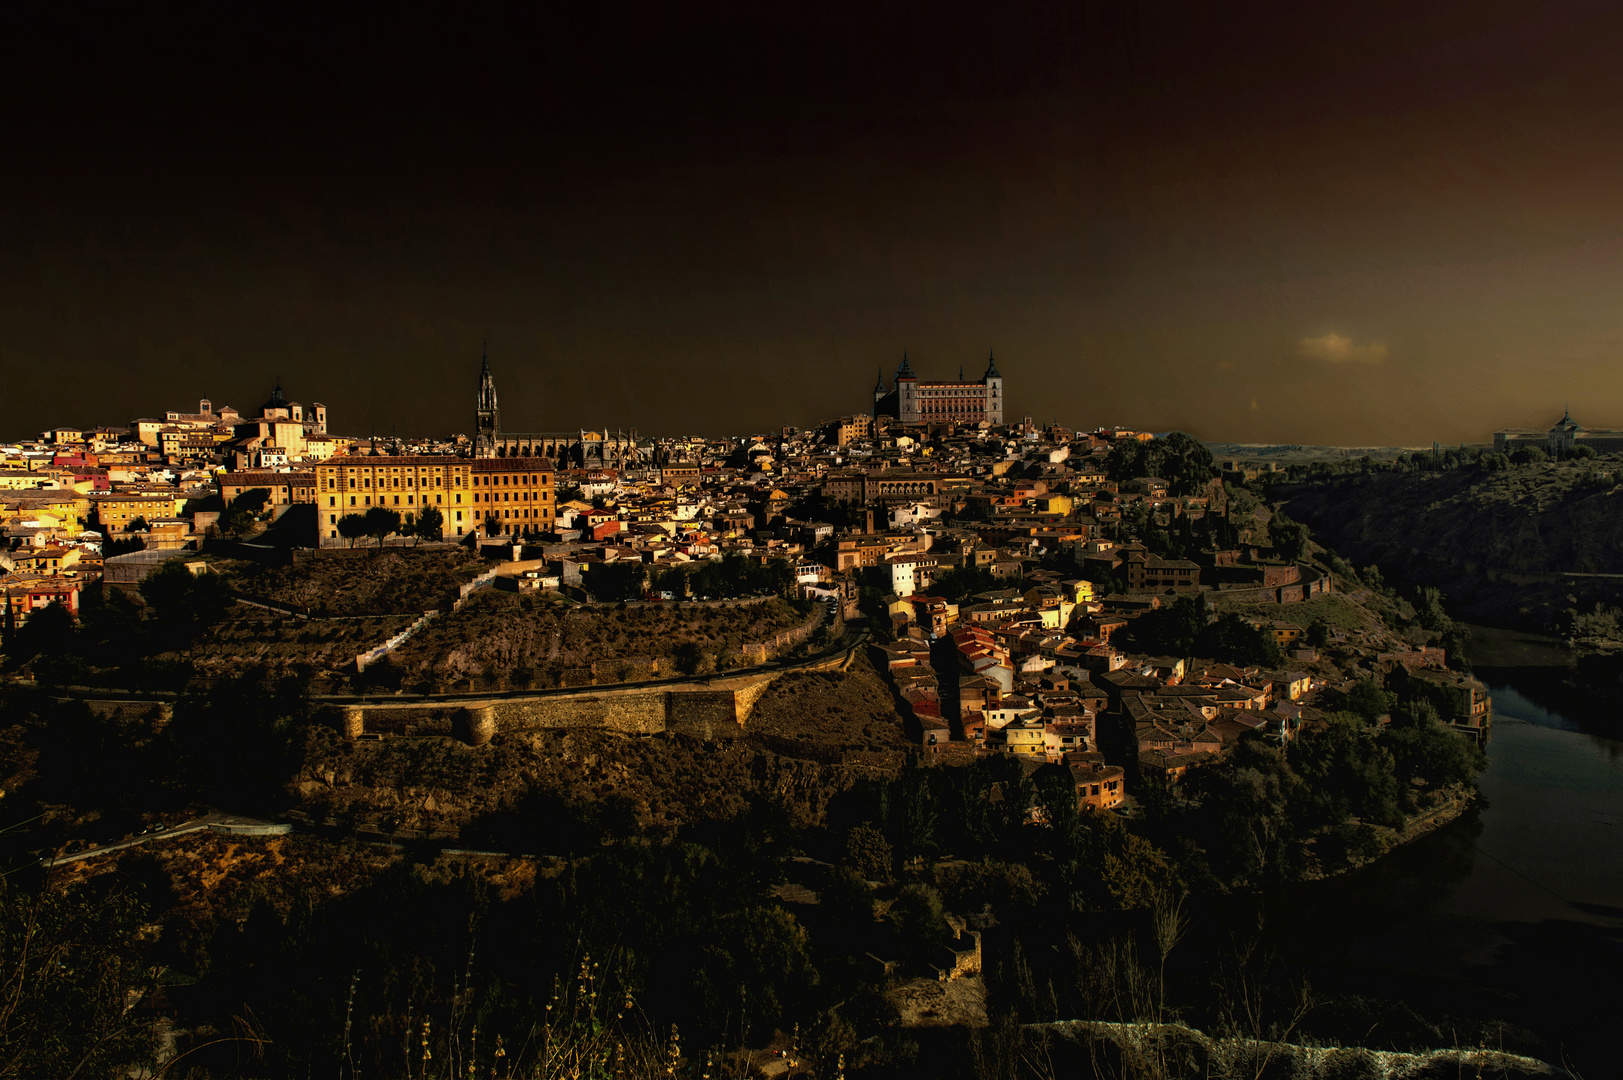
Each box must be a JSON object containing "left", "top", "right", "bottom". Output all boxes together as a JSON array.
[
  {"left": 873, "top": 351, "right": 1004, "bottom": 426},
  {"left": 313, "top": 454, "right": 554, "bottom": 545}
]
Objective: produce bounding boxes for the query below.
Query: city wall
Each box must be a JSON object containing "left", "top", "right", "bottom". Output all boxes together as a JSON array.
[
  {"left": 329, "top": 659, "right": 841, "bottom": 746},
  {"left": 1210, "top": 563, "right": 1332, "bottom": 605}
]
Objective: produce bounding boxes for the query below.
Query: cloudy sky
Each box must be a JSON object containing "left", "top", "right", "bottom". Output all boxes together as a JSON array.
[{"left": 5, "top": 2, "right": 1623, "bottom": 444}]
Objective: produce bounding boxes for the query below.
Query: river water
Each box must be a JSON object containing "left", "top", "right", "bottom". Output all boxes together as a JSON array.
[{"left": 1260, "top": 628, "right": 1623, "bottom": 1073}]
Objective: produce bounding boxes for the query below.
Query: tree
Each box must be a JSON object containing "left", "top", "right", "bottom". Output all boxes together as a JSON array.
[
  {"left": 672, "top": 640, "right": 705, "bottom": 675},
  {"left": 1411, "top": 586, "right": 1451, "bottom": 632},
  {"left": 362, "top": 505, "right": 401, "bottom": 549},
  {"left": 1510, "top": 444, "right": 1548, "bottom": 465},
  {"left": 1381, "top": 714, "right": 1485, "bottom": 791},
  {"left": 1290, "top": 715, "right": 1401, "bottom": 829},
  {"left": 217, "top": 507, "right": 254, "bottom": 537},
  {"left": 588, "top": 560, "right": 647, "bottom": 602},
  {"left": 843, "top": 824, "right": 893, "bottom": 881},
  {"left": 818, "top": 866, "right": 875, "bottom": 928},
  {"left": 888, "top": 883, "right": 950, "bottom": 967},
  {"left": 229, "top": 487, "right": 272, "bottom": 514},
  {"left": 483, "top": 512, "right": 502, "bottom": 537},
  {"left": 125, "top": 515, "right": 148, "bottom": 534},
  {"left": 415, "top": 504, "right": 444, "bottom": 543},
  {"left": 1268, "top": 508, "right": 1311, "bottom": 562},
  {"left": 1342, "top": 679, "right": 1395, "bottom": 723},
  {"left": 1199, "top": 613, "right": 1283, "bottom": 667},
  {"left": 12, "top": 601, "right": 76, "bottom": 662},
  {"left": 336, "top": 513, "right": 368, "bottom": 548},
  {"left": 139, "top": 560, "right": 231, "bottom": 636}
]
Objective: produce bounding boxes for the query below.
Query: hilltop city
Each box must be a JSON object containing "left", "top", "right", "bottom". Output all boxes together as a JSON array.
[
  {"left": 0, "top": 347, "right": 1536, "bottom": 1076},
  {"left": 2, "top": 351, "right": 1491, "bottom": 781}
]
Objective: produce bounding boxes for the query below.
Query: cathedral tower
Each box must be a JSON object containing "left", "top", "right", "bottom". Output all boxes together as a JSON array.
[{"left": 475, "top": 347, "right": 500, "bottom": 457}]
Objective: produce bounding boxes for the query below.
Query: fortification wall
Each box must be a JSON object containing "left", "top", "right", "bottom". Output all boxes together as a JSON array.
[{"left": 333, "top": 676, "right": 763, "bottom": 745}]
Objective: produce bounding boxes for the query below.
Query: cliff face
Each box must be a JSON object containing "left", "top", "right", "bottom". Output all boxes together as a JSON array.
[{"left": 1280, "top": 464, "right": 1623, "bottom": 629}]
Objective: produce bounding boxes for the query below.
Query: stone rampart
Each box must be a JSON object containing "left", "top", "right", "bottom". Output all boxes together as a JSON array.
[
  {"left": 1212, "top": 563, "right": 1332, "bottom": 605},
  {"left": 331, "top": 672, "right": 784, "bottom": 745}
]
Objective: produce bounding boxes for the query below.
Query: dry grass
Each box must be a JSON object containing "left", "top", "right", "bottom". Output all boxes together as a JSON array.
[
  {"left": 386, "top": 593, "right": 811, "bottom": 690},
  {"left": 216, "top": 548, "right": 485, "bottom": 616}
]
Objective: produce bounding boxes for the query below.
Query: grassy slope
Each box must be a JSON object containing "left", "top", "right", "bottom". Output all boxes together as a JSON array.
[
  {"left": 387, "top": 593, "right": 810, "bottom": 687},
  {"left": 216, "top": 548, "right": 485, "bottom": 615}
]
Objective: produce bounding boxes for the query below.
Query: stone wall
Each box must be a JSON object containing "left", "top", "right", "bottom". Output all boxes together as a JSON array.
[
  {"left": 332, "top": 674, "right": 776, "bottom": 745},
  {"left": 1212, "top": 563, "right": 1332, "bottom": 605},
  {"left": 329, "top": 641, "right": 860, "bottom": 746}
]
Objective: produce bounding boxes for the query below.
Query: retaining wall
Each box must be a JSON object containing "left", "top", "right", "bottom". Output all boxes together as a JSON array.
[{"left": 332, "top": 672, "right": 783, "bottom": 745}]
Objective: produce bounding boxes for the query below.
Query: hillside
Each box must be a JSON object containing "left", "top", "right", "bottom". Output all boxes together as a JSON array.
[
  {"left": 291, "top": 656, "right": 913, "bottom": 839},
  {"left": 1279, "top": 461, "right": 1623, "bottom": 630}
]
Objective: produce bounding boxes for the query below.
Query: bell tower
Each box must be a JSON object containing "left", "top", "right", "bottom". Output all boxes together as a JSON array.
[{"left": 475, "top": 346, "right": 500, "bottom": 457}]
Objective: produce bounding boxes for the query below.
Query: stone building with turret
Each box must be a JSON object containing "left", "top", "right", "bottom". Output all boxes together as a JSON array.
[
  {"left": 873, "top": 351, "right": 1004, "bottom": 427},
  {"left": 1494, "top": 408, "right": 1623, "bottom": 457}
]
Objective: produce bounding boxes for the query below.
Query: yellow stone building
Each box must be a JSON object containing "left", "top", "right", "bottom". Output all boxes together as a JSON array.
[
  {"left": 312, "top": 455, "right": 555, "bottom": 544},
  {"left": 88, "top": 492, "right": 179, "bottom": 532},
  {"left": 218, "top": 471, "right": 317, "bottom": 507}
]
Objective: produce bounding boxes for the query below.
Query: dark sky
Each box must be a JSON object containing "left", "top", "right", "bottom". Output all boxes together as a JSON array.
[{"left": 7, "top": 1, "right": 1623, "bottom": 445}]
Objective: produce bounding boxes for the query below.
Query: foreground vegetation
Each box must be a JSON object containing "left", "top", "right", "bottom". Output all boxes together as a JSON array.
[
  {"left": 0, "top": 641, "right": 1505, "bottom": 1079},
  {"left": 0, "top": 514, "right": 1522, "bottom": 1077}
]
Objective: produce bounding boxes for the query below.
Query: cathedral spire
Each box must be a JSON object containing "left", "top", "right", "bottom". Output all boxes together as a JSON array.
[{"left": 475, "top": 347, "right": 500, "bottom": 457}]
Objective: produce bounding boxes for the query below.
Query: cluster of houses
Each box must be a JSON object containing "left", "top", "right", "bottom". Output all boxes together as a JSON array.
[{"left": 6, "top": 366, "right": 1490, "bottom": 811}]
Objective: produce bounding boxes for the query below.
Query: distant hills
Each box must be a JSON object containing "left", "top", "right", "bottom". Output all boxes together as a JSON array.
[{"left": 1204, "top": 442, "right": 1440, "bottom": 462}]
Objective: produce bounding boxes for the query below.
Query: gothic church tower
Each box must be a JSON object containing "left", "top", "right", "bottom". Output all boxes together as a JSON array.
[{"left": 475, "top": 347, "right": 500, "bottom": 457}]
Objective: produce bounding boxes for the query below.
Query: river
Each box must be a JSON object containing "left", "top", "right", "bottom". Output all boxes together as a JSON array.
[{"left": 1259, "top": 626, "right": 1623, "bottom": 1074}]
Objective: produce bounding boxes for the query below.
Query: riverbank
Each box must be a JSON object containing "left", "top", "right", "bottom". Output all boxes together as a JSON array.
[{"left": 1298, "top": 784, "right": 1477, "bottom": 882}]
